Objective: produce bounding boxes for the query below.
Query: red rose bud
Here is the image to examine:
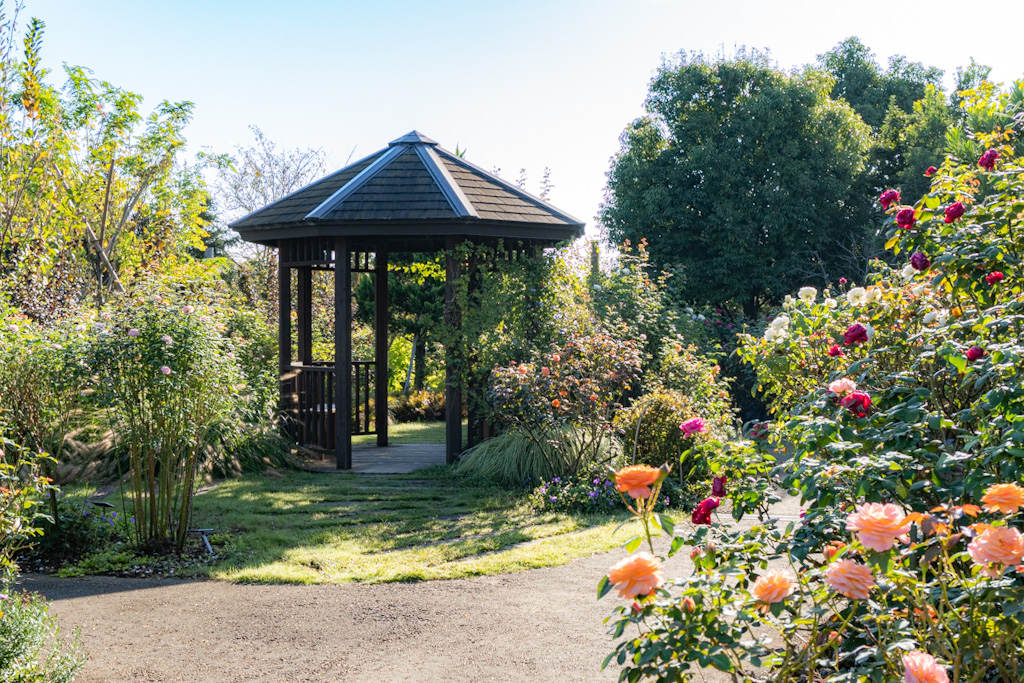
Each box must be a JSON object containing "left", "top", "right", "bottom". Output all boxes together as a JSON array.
[
  {"left": 979, "top": 149, "right": 1000, "bottom": 170},
  {"left": 827, "top": 344, "right": 844, "bottom": 357},
  {"left": 925, "top": 166, "right": 938, "bottom": 176},
  {"left": 879, "top": 189, "right": 900, "bottom": 210},
  {"left": 985, "top": 271, "right": 1005, "bottom": 286},
  {"left": 840, "top": 391, "right": 871, "bottom": 417},
  {"left": 682, "top": 597, "right": 696, "bottom": 612},
  {"left": 966, "top": 346, "right": 986, "bottom": 362},
  {"left": 896, "top": 207, "right": 916, "bottom": 230},
  {"left": 843, "top": 323, "right": 868, "bottom": 345},
  {"left": 839, "top": 277, "right": 847, "bottom": 285},
  {"left": 910, "top": 252, "right": 930, "bottom": 271},
  {"left": 944, "top": 201, "right": 965, "bottom": 223},
  {"left": 711, "top": 475, "right": 727, "bottom": 497}
]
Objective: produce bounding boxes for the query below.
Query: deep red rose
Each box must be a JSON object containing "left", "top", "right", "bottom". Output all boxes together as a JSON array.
[
  {"left": 840, "top": 391, "right": 871, "bottom": 418},
  {"left": 843, "top": 323, "right": 869, "bottom": 345},
  {"left": 979, "top": 149, "right": 1000, "bottom": 170},
  {"left": 966, "top": 346, "right": 986, "bottom": 362},
  {"left": 986, "top": 271, "right": 1005, "bottom": 286},
  {"left": 712, "top": 476, "right": 727, "bottom": 497},
  {"left": 827, "top": 344, "right": 844, "bottom": 357},
  {"left": 896, "top": 207, "right": 916, "bottom": 230},
  {"left": 879, "top": 189, "right": 900, "bottom": 210},
  {"left": 925, "top": 166, "right": 938, "bottom": 176},
  {"left": 910, "top": 252, "right": 930, "bottom": 271},
  {"left": 944, "top": 201, "right": 965, "bottom": 223},
  {"left": 691, "top": 497, "right": 720, "bottom": 525}
]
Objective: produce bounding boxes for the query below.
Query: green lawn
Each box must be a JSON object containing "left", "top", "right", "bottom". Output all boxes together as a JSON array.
[
  {"left": 185, "top": 466, "right": 636, "bottom": 584},
  {"left": 351, "top": 420, "right": 460, "bottom": 445}
]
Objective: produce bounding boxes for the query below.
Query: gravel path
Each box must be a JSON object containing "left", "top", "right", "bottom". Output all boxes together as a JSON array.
[
  {"left": 22, "top": 551, "right": 655, "bottom": 683},
  {"left": 24, "top": 495, "right": 802, "bottom": 682}
]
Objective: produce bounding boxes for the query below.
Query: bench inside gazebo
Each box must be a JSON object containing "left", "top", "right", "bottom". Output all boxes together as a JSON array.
[{"left": 231, "top": 131, "right": 584, "bottom": 469}]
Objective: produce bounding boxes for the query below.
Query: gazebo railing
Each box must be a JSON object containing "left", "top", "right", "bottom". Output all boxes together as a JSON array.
[{"left": 291, "top": 361, "right": 377, "bottom": 450}]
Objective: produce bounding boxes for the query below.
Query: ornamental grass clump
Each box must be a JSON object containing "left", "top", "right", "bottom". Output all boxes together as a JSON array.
[
  {"left": 595, "top": 83, "right": 1024, "bottom": 682},
  {"left": 90, "top": 297, "right": 242, "bottom": 554}
]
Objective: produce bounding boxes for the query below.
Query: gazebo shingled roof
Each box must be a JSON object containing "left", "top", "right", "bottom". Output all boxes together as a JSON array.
[
  {"left": 231, "top": 131, "right": 584, "bottom": 469},
  {"left": 231, "top": 131, "right": 583, "bottom": 247}
]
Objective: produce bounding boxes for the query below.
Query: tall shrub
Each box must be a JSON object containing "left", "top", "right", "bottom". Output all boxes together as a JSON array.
[{"left": 89, "top": 296, "right": 241, "bottom": 553}]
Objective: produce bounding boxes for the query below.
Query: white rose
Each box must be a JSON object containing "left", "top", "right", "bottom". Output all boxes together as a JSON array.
[
  {"left": 764, "top": 327, "right": 778, "bottom": 342},
  {"left": 847, "top": 287, "right": 867, "bottom": 305},
  {"left": 864, "top": 323, "right": 875, "bottom": 340},
  {"left": 936, "top": 310, "right": 950, "bottom": 326},
  {"left": 825, "top": 298, "right": 838, "bottom": 309},
  {"left": 771, "top": 315, "right": 790, "bottom": 330},
  {"left": 798, "top": 286, "right": 817, "bottom": 302},
  {"left": 901, "top": 264, "right": 917, "bottom": 279},
  {"left": 922, "top": 310, "right": 937, "bottom": 324},
  {"left": 772, "top": 329, "right": 788, "bottom": 343},
  {"left": 866, "top": 287, "right": 882, "bottom": 303}
]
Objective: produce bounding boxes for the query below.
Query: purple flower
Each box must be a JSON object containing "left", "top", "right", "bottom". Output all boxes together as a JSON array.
[
  {"left": 550, "top": 496, "right": 557, "bottom": 503},
  {"left": 593, "top": 478, "right": 600, "bottom": 485},
  {"left": 588, "top": 491, "right": 598, "bottom": 499},
  {"left": 552, "top": 477, "right": 561, "bottom": 484},
  {"left": 712, "top": 476, "right": 727, "bottom": 497},
  {"left": 910, "top": 252, "right": 930, "bottom": 271}
]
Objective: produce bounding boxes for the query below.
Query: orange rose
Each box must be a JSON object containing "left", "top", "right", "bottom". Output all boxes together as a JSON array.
[
  {"left": 967, "top": 525, "right": 1024, "bottom": 577},
  {"left": 823, "top": 542, "right": 846, "bottom": 562},
  {"left": 846, "top": 503, "right": 911, "bottom": 552},
  {"left": 981, "top": 483, "right": 1024, "bottom": 514},
  {"left": 551, "top": 399, "right": 561, "bottom": 408},
  {"left": 825, "top": 559, "right": 875, "bottom": 600},
  {"left": 614, "top": 465, "right": 661, "bottom": 500},
  {"left": 606, "top": 552, "right": 664, "bottom": 599},
  {"left": 751, "top": 569, "right": 796, "bottom": 606}
]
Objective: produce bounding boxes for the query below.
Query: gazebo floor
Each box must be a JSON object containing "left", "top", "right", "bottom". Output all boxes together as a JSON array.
[{"left": 298, "top": 442, "right": 447, "bottom": 474}]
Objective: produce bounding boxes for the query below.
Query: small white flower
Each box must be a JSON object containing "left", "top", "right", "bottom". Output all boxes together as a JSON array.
[
  {"left": 697, "top": 314, "right": 706, "bottom": 321},
  {"left": 901, "top": 264, "right": 917, "bottom": 279},
  {"left": 770, "top": 315, "right": 790, "bottom": 330},
  {"left": 825, "top": 298, "right": 838, "bottom": 309},
  {"left": 866, "top": 287, "right": 882, "bottom": 303},
  {"left": 75, "top": 324, "right": 86, "bottom": 332},
  {"left": 763, "top": 327, "right": 779, "bottom": 342},
  {"left": 6, "top": 324, "right": 17, "bottom": 333},
  {"left": 922, "top": 310, "right": 937, "bottom": 324},
  {"left": 864, "top": 323, "right": 876, "bottom": 340},
  {"left": 911, "top": 284, "right": 927, "bottom": 296},
  {"left": 685, "top": 307, "right": 694, "bottom": 315},
  {"left": 847, "top": 287, "right": 867, "bottom": 305},
  {"left": 936, "top": 310, "right": 950, "bottom": 326},
  {"left": 161, "top": 335, "right": 173, "bottom": 344},
  {"left": 798, "top": 286, "right": 817, "bottom": 302}
]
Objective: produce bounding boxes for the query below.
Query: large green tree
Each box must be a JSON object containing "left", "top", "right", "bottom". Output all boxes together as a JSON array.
[{"left": 601, "top": 51, "right": 871, "bottom": 317}]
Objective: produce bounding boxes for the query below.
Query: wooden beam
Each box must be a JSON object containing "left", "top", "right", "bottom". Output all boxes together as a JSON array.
[
  {"left": 444, "top": 237, "right": 463, "bottom": 464},
  {"left": 278, "top": 258, "right": 295, "bottom": 433},
  {"left": 375, "top": 249, "right": 389, "bottom": 447},
  {"left": 296, "top": 266, "right": 313, "bottom": 365},
  {"left": 335, "top": 239, "right": 352, "bottom": 470}
]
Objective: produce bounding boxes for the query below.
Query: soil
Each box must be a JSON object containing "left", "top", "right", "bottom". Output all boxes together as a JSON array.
[{"left": 22, "top": 550, "right": 682, "bottom": 683}]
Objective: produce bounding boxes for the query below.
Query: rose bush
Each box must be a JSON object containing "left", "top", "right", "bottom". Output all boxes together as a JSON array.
[{"left": 596, "top": 82, "right": 1024, "bottom": 682}]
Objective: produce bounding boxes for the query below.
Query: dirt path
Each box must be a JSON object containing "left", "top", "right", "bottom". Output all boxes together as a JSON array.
[
  {"left": 24, "top": 495, "right": 802, "bottom": 682},
  {"left": 22, "top": 550, "right": 659, "bottom": 683}
]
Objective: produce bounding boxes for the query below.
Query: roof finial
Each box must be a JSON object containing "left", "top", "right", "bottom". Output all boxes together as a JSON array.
[{"left": 389, "top": 130, "right": 438, "bottom": 146}]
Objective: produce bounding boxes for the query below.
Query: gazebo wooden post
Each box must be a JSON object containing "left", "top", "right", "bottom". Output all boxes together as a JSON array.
[
  {"left": 334, "top": 238, "right": 352, "bottom": 470},
  {"left": 374, "top": 249, "right": 389, "bottom": 447},
  {"left": 278, "top": 254, "right": 295, "bottom": 433},
  {"left": 296, "top": 267, "right": 313, "bottom": 365},
  {"left": 444, "top": 236, "right": 463, "bottom": 464},
  {"left": 465, "top": 251, "right": 482, "bottom": 449}
]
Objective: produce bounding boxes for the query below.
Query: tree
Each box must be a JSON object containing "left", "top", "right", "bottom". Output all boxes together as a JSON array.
[
  {"left": 601, "top": 51, "right": 872, "bottom": 317},
  {"left": 213, "top": 126, "right": 328, "bottom": 325}
]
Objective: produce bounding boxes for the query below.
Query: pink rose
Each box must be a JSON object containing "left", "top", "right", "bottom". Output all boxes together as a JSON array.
[
  {"left": 183, "top": 305, "right": 195, "bottom": 314},
  {"left": 128, "top": 328, "right": 140, "bottom": 337},
  {"left": 160, "top": 366, "right": 171, "bottom": 376},
  {"left": 680, "top": 417, "right": 707, "bottom": 436}
]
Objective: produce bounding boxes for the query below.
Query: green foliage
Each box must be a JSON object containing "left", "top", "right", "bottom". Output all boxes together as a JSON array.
[
  {"left": 0, "top": 586, "right": 85, "bottom": 683},
  {"left": 0, "top": 448, "right": 53, "bottom": 583},
  {"left": 88, "top": 294, "right": 243, "bottom": 554},
  {"left": 26, "top": 502, "right": 128, "bottom": 566},
  {"left": 487, "top": 335, "right": 641, "bottom": 479},
  {"left": 388, "top": 390, "right": 445, "bottom": 423},
  {"left": 453, "top": 431, "right": 550, "bottom": 487},
  {"left": 602, "top": 49, "right": 873, "bottom": 316}
]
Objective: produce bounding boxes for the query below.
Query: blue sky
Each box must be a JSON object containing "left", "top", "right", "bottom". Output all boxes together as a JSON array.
[{"left": 40, "top": 0, "right": 1024, "bottom": 231}]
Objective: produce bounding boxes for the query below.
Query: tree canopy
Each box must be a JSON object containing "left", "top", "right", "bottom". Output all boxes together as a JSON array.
[{"left": 601, "top": 51, "right": 872, "bottom": 316}]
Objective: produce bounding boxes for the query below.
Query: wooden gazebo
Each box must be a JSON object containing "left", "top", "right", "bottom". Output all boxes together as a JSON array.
[{"left": 231, "top": 131, "right": 584, "bottom": 468}]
